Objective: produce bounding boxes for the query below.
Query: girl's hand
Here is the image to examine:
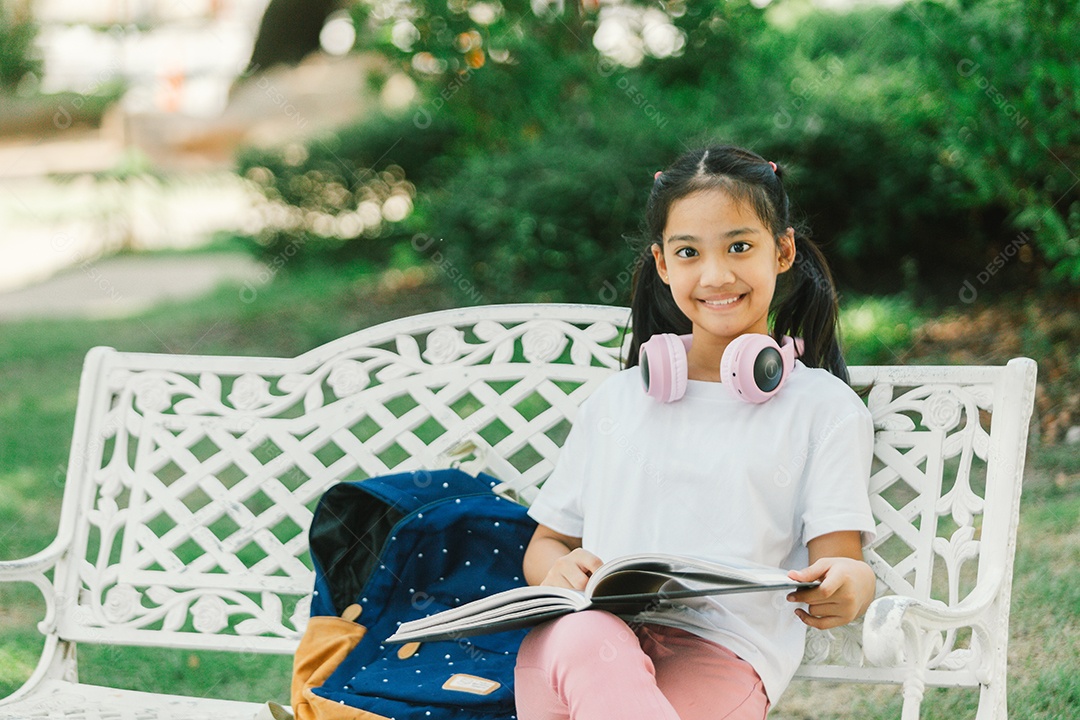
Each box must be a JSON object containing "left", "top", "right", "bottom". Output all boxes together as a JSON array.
[
  {"left": 786, "top": 557, "right": 876, "bottom": 629},
  {"left": 541, "top": 548, "right": 604, "bottom": 590}
]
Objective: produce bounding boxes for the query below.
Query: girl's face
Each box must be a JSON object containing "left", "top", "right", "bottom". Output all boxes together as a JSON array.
[{"left": 651, "top": 188, "right": 795, "bottom": 352}]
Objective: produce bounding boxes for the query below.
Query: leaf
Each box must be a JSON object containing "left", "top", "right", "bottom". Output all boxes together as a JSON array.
[
  {"left": 236, "top": 617, "right": 271, "bottom": 636},
  {"left": 395, "top": 334, "right": 422, "bottom": 361},
  {"left": 942, "top": 430, "right": 966, "bottom": 458},
  {"left": 879, "top": 414, "right": 916, "bottom": 431},
  {"left": 199, "top": 373, "right": 222, "bottom": 401},
  {"left": 473, "top": 320, "right": 506, "bottom": 341},
  {"left": 262, "top": 592, "right": 283, "bottom": 622},
  {"left": 972, "top": 426, "right": 990, "bottom": 458},
  {"left": 491, "top": 340, "right": 514, "bottom": 364},
  {"left": 303, "top": 384, "right": 325, "bottom": 413},
  {"left": 162, "top": 603, "right": 188, "bottom": 632},
  {"left": 937, "top": 648, "right": 973, "bottom": 671},
  {"left": 968, "top": 385, "right": 994, "bottom": 409},
  {"left": 867, "top": 384, "right": 894, "bottom": 414},
  {"left": 290, "top": 596, "right": 311, "bottom": 631},
  {"left": 583, "top": 321, "right": 617, "bottom": 342},
  {"left": 570, "top": 339, "right": 593, "bottom": 366}
]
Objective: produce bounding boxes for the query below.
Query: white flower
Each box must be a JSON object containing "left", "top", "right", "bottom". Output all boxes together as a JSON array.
[
  {"left": 103, "top": 584, "right": 142, "bottom": 623},
  {"left": 228, "top": 373, "right": 271, "bottom": 410},
  {"left": 191, "top": 594, "right": 229, "bottom": 634},
  {"left": 423, "top": 326, "right": 466, "bottom": 364},
  {"left": 134, "top": 377, "right": 172, "bottom": 413},
  {"left": 521, "top": 326, "right": 568, "bottom": 364},
  {"left": 802, "top": 627, "right": 833, "bottom": 664},
  {"left": 327, "top": 360, "right": 370, "bottom": 396},
  {"left": 924, "top": 390, "right": 962, "bottom": 431}
]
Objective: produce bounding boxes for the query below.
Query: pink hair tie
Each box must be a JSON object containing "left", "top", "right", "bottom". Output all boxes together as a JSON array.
[
  {"left": 654, "top": 170, "right": 663, "bottom": 180},
  {"left": 768, "top": 161, "right": 777, "bottom": 173}
]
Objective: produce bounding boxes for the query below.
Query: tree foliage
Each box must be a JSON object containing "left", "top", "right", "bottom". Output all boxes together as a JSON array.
[
  {"left": 0, "top": 14, "right": 39, "bottom": 89},
  {"left": 237, "top": 0, "right": 1079, "bottom": 304}
]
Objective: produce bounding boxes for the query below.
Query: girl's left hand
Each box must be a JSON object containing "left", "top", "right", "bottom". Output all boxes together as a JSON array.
[{"left": 785, "top": 557, "right": 876, "bottom": 629}]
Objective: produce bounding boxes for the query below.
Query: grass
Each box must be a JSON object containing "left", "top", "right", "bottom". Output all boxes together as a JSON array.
[{"left": 0, "top": 259, "right": 1076, "bottom": 717}]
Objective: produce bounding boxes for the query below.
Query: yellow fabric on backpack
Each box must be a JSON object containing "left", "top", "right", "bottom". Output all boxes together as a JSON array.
[{"left": 291, "top": 615, "right": 390, "bottom": 720}]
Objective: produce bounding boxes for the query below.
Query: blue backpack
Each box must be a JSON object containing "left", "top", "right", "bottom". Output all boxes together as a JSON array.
[{"left": 293, "top": 468, "right": 537, "bottom": 720}]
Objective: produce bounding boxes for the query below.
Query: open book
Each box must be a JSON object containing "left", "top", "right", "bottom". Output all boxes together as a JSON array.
[{"left": 385, "top": 553, "right": 816, "bottom": 644}]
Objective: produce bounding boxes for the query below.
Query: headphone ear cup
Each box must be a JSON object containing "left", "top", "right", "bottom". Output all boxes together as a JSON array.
[
  {"left": 721, "top": 334, "right": 790, "bottom": 404},
  {"left": 639, "top": 333, "right": 690, "bottom": 403}
]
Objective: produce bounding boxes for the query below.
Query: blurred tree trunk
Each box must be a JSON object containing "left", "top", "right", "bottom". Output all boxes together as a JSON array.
[{"left": 246, "top": 0, "right": 339, "bottom": 74}]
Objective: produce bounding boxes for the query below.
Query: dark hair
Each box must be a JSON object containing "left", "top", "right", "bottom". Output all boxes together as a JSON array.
[{"left": 622, "top": 144, "right": 851, "bottom": 384}]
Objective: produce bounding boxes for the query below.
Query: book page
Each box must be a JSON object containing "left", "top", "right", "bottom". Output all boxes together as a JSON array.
[
  {"left": 401, "top": 584, "right": 582, "bottom": 630},
  {"left": 585, "top": 553, "right": 812, "bottom": 600},
  {"left": 386, "top": 585, "right": 589, "bottom": 643}
]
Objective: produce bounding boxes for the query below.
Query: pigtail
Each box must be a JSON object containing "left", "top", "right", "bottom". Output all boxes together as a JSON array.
[
  {"left": 771, "top": 233, "right": 849, "bottom": 383},
  {"left": 623, "top": 248, "right": 689, "bottom": 369}
]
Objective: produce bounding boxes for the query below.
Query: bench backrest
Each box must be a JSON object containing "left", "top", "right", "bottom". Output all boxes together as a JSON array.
[{"left": 51, "top": 303, "right": 1036, "bottom": 684}]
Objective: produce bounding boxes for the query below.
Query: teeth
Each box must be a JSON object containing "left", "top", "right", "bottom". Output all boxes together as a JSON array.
[{"left": 702, "top": 296, "right": 740, "bottom": 306}]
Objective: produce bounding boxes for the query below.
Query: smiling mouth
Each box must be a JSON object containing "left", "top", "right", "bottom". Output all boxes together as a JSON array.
[{"left": 699, "top": 295, "right": 745, "bottom": 308}]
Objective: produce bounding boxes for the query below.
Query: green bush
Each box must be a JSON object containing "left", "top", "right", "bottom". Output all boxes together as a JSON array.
[
  {"left": 417, "top": 120, "right": 676, "bottom": 304},
  {"left": 912, "top": 0, "right": 1080, "bottom": 284},
  {"left": 235, "top": 0, "right": 1078, "bottom": 302},
  {"left": 0, "top": 16, "right": 39, "bottom": 89}
]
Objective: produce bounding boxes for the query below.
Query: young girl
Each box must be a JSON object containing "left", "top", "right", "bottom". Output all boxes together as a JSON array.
[{"left": 513, "top": 145, "right": 878, "bottom": 719}]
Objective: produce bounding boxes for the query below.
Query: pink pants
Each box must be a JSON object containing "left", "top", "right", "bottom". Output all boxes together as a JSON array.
[{"left": 514, "top": 610, "right": 769, "bottom": 720}]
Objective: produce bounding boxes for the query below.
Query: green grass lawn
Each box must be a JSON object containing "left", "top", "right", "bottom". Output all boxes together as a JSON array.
[{"left": 1, "top": 260, "right": 1076, "bottom": 717}]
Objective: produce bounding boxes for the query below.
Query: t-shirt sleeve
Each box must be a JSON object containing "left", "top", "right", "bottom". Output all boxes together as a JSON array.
[
  {"left": 526, "top": 396, "right": 594, "bottom": 539},
  {"left": 798, "top": 403, "right": 877, "bottom": 547}
]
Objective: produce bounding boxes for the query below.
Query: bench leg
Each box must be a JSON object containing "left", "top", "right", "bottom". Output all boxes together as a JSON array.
[
  {"left": 975, "top": 680, "right": 1007, "bottom": 720},
  {"left": 900, "top": 671, "right": 926, "bottom": 720}
]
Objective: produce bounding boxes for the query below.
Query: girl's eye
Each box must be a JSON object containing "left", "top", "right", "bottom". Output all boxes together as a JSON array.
[
  {"left": 674, "top": 247, "right": 697, "bottom": 259},
  {"left": 730, "top": 241, "right": 751, "bottom": 253}
]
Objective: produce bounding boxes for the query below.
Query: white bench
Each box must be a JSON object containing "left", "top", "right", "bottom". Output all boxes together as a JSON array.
[{"left": 0, "top": 303, "right": 1037, "bottom": 720}]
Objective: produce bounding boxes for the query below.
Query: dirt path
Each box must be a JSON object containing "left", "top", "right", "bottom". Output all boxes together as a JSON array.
[{"left": 0, "top": 253, "right": 266, "bottom": 321}]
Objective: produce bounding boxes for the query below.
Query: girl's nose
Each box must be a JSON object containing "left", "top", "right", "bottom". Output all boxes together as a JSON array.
[{"left": 700, "top": 255, "right": 736, "bottom": 287}]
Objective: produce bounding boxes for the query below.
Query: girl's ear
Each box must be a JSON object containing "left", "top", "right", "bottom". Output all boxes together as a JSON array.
[
  {"left": 651, "top": 243, "right": 669, "bottom": 284},
  {"left": 777, "top": 228, "right": 796, "bottom": 273}
]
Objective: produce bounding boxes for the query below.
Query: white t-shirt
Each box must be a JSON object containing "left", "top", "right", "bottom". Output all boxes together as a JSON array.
[{"left": 527, "top": 360, "right": 876, "bottom": 704}]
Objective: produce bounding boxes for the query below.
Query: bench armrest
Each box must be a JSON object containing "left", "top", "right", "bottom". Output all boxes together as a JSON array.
[
  {"left": 0, "top": 539, "right": 70, "bottom": 636},
  {"left": 0, "top": 541, "right": 68, "bottom": 582},
  {"left": 862, "top": 567, "right": 1003, "bottom": 682}
]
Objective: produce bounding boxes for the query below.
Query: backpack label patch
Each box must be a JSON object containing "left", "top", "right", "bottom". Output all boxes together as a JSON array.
[{"left": 442, "top": 673, "right": 501, "bottom": 695}]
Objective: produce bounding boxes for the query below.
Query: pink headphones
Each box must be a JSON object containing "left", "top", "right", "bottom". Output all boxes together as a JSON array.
[{"left": 639, "top": 333, "right": 804, "bottom": 404}]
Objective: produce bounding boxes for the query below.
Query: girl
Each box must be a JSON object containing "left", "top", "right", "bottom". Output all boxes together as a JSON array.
[{"left": 513, "top": 144, "right": 878, "bottom": 719}]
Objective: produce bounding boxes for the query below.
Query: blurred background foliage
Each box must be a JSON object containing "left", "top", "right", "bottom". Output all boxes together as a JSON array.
[
  {"left": 235, "top": 0, "right": 1079, "bottom": 303},
  {"left": 0, "top": 13, "right": 39, "bottom": 89}
]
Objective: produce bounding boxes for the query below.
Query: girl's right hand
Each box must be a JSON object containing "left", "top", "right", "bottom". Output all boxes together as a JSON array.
[{"left": 541, "top": 548, "right": 604, "bottom": 590}]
